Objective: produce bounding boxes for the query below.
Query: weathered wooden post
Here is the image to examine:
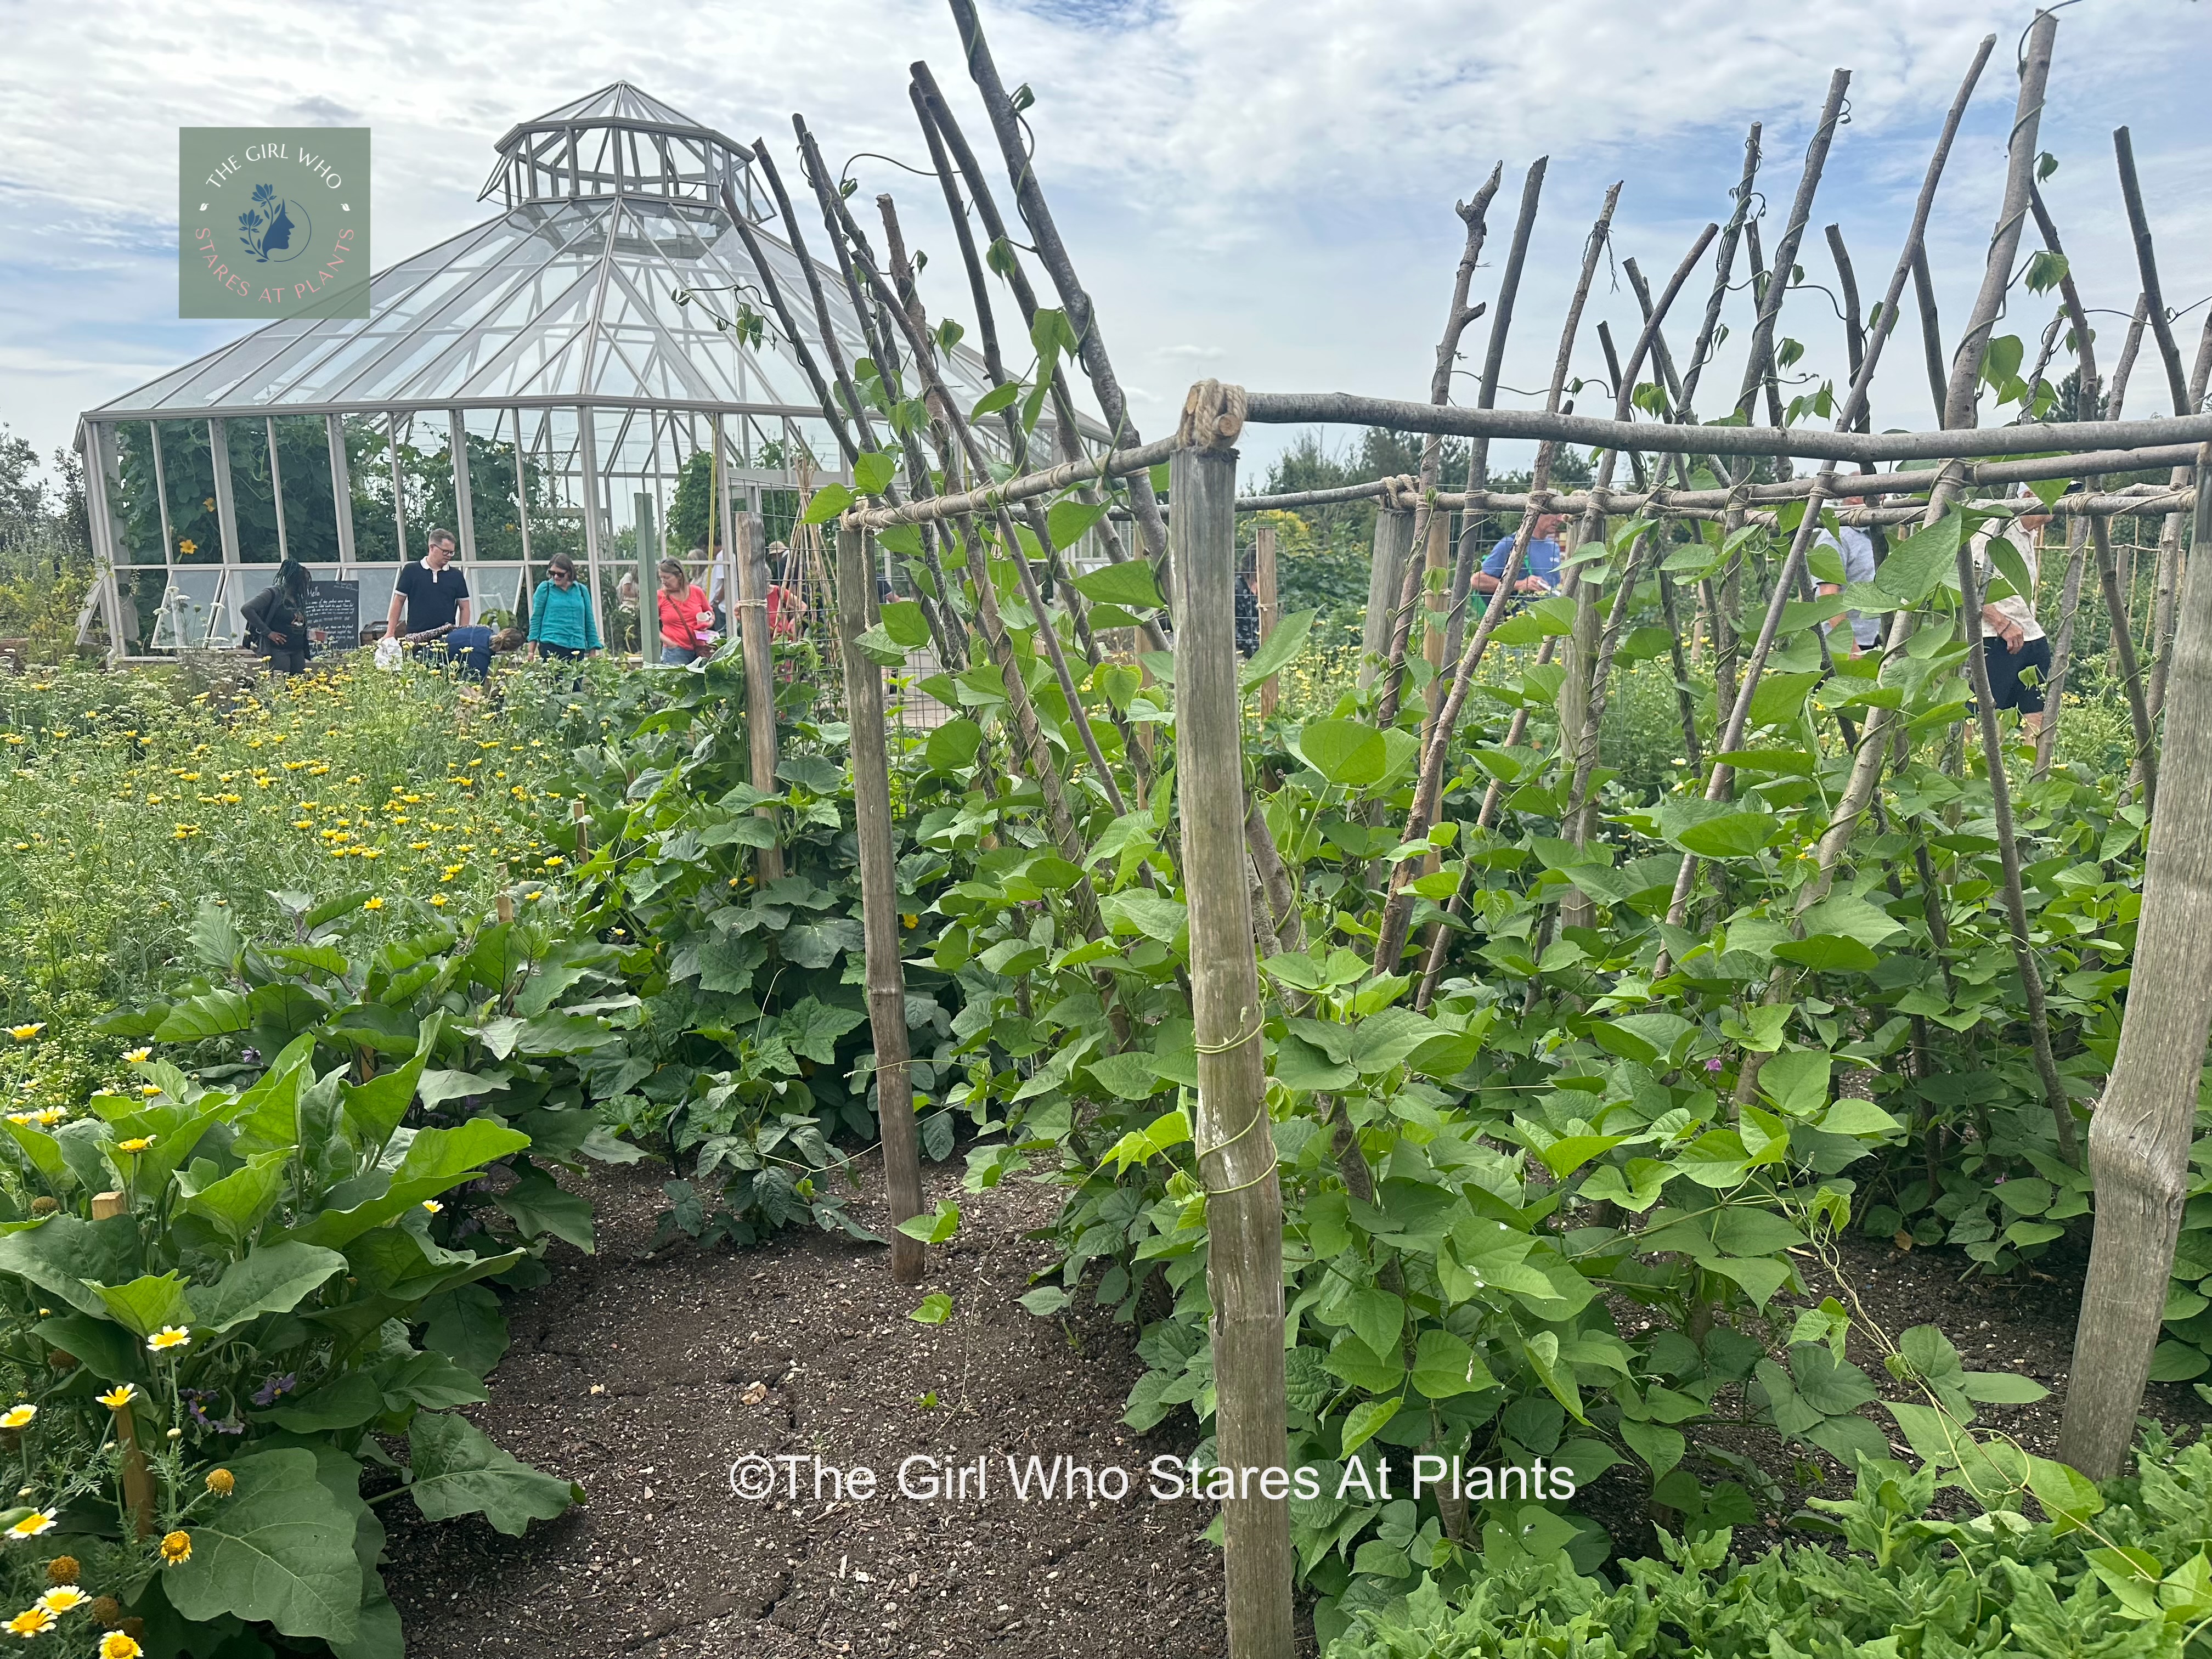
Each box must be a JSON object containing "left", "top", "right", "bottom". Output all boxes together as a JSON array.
[
  {"left": 836, "top": 520, "right": 927, "bottom": 1284},
  {"left": 1358, "top": 505, "right": 1413, "bottom": 687},
  {"left": 1171, "top": 380, "right": 1293, "bottom": 1659},
  {"left": 1254, "top": 518, "right": 1280, "bottom": 719},
  {"left": 2060, "top": 443, "right": 2212, "bottom": 1476},
  {"left": 738, "top": 510, "right": 785, "bottom": 882}
]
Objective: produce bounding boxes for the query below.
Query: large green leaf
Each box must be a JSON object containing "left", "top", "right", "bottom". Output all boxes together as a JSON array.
[
  {"left": 178, "top": 1148, "right": 296, "bottom": 1245},
  {"left": 494, "top": 1168, "right": 595, "bottom": 1254},
  {"left": 405, "top": 1412, "right": 582, "bottom": 1536},
  {"left": 1240, "top": 610, "right": 1317, "bottom": 692},
  {"left": 1071, "top": 560, "right": 1165, "bottom": 612},
  {"left": 35, "top": 1313, "right": 139, "bottom": 1381},
  {"left": 780, "top": 917, "right": 864, "bottom": 970},
  {"left": 0, "top": 1215, "right": 142, "bottom": 1317},
  {"left": 266, "top": 1373, "right": 386, "bottom": 1433},
  {"left": 282, "top": 1120, "right": 529, "bottom": 1249},
  {"left": 151, "top": 990, "right": 255, "bottom": 1043},
  {"left": 195, "top": 1243, "right": 348, "bottom": 1333},
  {"left": 3, "top": 1120, "right": 74, "bottom": 1192},
  {"left": 162, "top": 1448, "right": 365, "bottom": 1643},
  {"left": 421, "top": 1284, "right": 509, "bottom": 1379},
  {"left": 340, "top": 1052, "right": 428, "bottom": 1150},
  {"left": 1875, "top": 511, "right": 1962, "bottom": 608},
  {"left": 91, "top": 1272, "right": 193, "bottom": 1338},
  {"left": 1297, "top": 720, "right": 1389, "bottom": 788}
]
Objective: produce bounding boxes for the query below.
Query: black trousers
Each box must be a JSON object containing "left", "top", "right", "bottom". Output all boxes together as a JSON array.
[
  {"left": 1981, "top": 634, "right": 2051, "bottom": 713},
  {"left": 262, "top": 646, "right": 308, "bottom": 675}
]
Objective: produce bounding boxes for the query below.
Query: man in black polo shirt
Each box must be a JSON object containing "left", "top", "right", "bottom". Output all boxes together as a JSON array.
[{"left": 384, "top": 528, "right": 471, "bottom": 639}]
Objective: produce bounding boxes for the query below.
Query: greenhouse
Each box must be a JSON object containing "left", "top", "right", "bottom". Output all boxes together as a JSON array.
[{"left": 75, "top": 83, "right": 1020, "bottom": 656}]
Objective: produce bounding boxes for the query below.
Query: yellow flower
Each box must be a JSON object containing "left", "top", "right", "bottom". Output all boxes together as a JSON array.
[
  {"left": 542, "top": 855, "right": 563, "bottom": 868},
  {"left": 421, "top": 1200, "right": 443, "bottom": 1214},
  {"left": 361, "top": 898, "right": 384, "bottom": 911},
  {"left": 5, "top": 1510, "right": 57, "bottom": 1538},
  {"left": 4, "top": 1607, "right": 54, "bottom": 1637},
  {"left": 100, "top": 1632, "right": 143, "bottom": 1659},
  {"left": 122, "top": 1048, "right": 150, "bottom": 1064},
  {"left": 158, "top": 1531, "right": 191, "bottom": 1566},
  {"left": 116, "top": 1137, "right": 155, "bottom": 1153},
  {"left": 146, "top": 1328, "right": 190, "bottom": 1355},
  {"left": 205, "top": 1468, "right": 234, "bottom": 1496},
  {"left": 902, "top": 913, "right": 918, "bottom": 928},
  {"left": 0, "top": 1406, "right": 35, "bottom": 1431},
  {"left": 135, "top": 1086, "right": 160, "bottom": 1098},
  {"left": 35, "top": 1588, "right": 84, "bottom": 1615},
  {"left": 176, "top": 538, "right": 196, "bottom": 556},
  {"left": 7, "top": 1026, "right": 43, "bottom": 1043},
  {"left": 428, "top": 894, "right": 449, "bottom": 907},
  {"left": 97, "top": 1385, "right": 136, "bottom": 1411}
]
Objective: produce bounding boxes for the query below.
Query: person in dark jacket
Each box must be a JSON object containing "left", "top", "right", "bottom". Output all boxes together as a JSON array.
[{"left": 242, "top": 558, "right": 313, "bottom": 675}]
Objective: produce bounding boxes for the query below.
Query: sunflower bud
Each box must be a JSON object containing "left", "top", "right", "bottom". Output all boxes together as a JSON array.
[{"left": 44, "top": 1556, "right": 79, "bottom": 1586}]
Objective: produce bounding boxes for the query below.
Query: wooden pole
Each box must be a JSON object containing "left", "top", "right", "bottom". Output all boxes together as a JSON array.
[
  {"left": 836, "top": 521, "right": 926, "bottom": 1284},
  {"left": 1371, "top": 183, "right": 1621, "bottom": 974},
  {"left": 2059, "top": 442, "right": 2212, "bottom": 1476},
  {"left": 1169, "top": 384, "right": 1292, "bottom": 1659},
  {"left": 943, "top": 1, "right": 1173, "bottom": 582},
  {"left": 738, "top": 512, "right": 784, "bottom": 882},
  {"left": 1358, "top": 507, "right": 1413, "bottom": 685},
  {"left": 1374, "top": 166, "right": 1503, "bottom": 726},
  {"left": 1255, "top": 519, "right": 1280, "bottom": 719}
]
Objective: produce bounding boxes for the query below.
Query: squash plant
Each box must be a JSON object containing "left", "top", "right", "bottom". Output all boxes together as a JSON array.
[{"left": 0, "top": 1041, "right": 579, "bottom": 1657}]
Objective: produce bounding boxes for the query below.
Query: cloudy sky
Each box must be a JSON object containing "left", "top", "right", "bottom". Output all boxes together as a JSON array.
[{"left": 4, "top": 0, "right": 2208, "bottom": 493}]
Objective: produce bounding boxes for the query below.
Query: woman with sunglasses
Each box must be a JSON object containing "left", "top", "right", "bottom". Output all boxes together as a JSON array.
[{"left": 525, "top": 554, "right": 603, "bottom": 662}]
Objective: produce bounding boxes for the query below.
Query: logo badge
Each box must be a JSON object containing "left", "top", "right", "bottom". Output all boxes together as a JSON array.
[{"left": 178, "top": 127, "right": 372, "bottom": 320}]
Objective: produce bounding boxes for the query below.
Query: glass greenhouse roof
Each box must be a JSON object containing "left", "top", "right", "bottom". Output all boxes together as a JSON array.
[{"left": 91, "top": 84, "right": 1016, "bottom": 431}]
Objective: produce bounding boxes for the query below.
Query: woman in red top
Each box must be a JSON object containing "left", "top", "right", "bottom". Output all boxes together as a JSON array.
[
  {"left": 655, "top": 558, "right": 716, "bottom": 667},
  {"left": 765, "top": 544, "right": 808, "bottom": 641}
]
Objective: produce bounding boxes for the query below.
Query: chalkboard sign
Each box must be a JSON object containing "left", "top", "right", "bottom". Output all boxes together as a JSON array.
[{"left": 304, "top": 582, "right": 359, "bottom": 655}]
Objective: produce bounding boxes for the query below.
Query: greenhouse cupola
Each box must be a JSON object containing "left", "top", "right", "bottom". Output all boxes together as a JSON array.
[{"left": 479, "top": 83, "right": 753, "bottom": 210}]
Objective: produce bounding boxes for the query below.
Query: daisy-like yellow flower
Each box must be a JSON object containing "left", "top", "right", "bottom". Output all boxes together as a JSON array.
[
  {"left": 35, "top": 1588, "right": 85, "bottom": 1615},
  {"left": 4, "top": 1606, "right": 54, "bottom": 1637},
  {"left": 99, "top": 1632, "right": 143, "bottom": 1659},
  {"left": 158, "top": 1532, "right": 191, "bottom": 1566},
  {"left": 361, "top": 897, "right": 383, "bottom": 911},
  {"left": 134, "top": 1086, "right": 160, "bottom": 1099},
  {"left": 122, "top": 1048, "right": 150, "bottom": 1065},
  {"left": 421, "top": 1200, "right": 443, "bottom": 1214},
  {"left": 428, "top": 895, "right": 449, "bottom": 908},
  {"left": 7, "top": 1026, "right": 43, "bottom": 1044},
  {"left": 0, "top": 1406, "right": 35, "bottom": 1431},
  {"left": 204, "top": 1469, "right": 234, "bottom": 1496},
  {"left": 541, "top": 855, "right": 564, "bottom": 868},
  {"left": 5, "top": 1510, "right": 57, "bottom": 1539},
  {"left": 116, "top": 1137, "right": 155, "bottom": 1154},
  {"left": 97, "top": 1385, "right": 136, "bottom": 1411},
  {"left": 146, "top": 1328, "right": 190, "bottom": 1355},
  {"left": 176, "top": 538, "right": 196, "bottom": 556}
]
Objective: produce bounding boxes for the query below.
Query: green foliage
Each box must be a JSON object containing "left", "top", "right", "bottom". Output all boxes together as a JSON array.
[{"left": 1328, "top": 1427, "right": 2212, "bottom": 1659}]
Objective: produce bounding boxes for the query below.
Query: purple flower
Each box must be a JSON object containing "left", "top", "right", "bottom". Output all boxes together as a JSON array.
[
  {"left": 251, "top": 1372, "right": 297, "bottom": 1407},
  {"left": 1705, "top": 1057, "right": 1724, "bottom": 1073},
  {"left": 240, "top": 1047, "right": 262, "bottom": 1066}
]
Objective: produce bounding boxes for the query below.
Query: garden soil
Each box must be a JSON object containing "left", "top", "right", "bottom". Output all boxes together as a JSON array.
[
  {"left": 380, "top": 1159, "right": 1245, "bottom": 1658},
  {"left": 382, "top": 1160, "right": 2196, "bottom": 1656}
]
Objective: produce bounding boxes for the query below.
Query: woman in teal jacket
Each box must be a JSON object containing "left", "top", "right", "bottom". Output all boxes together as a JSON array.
[{"left": 526, "top": 554, "right": 602, "bottom": 660}]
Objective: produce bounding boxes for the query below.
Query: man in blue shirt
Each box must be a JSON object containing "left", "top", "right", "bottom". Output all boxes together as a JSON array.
[{"left": 1475, "top": 512, "right": 1567, "bottom": 596}]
